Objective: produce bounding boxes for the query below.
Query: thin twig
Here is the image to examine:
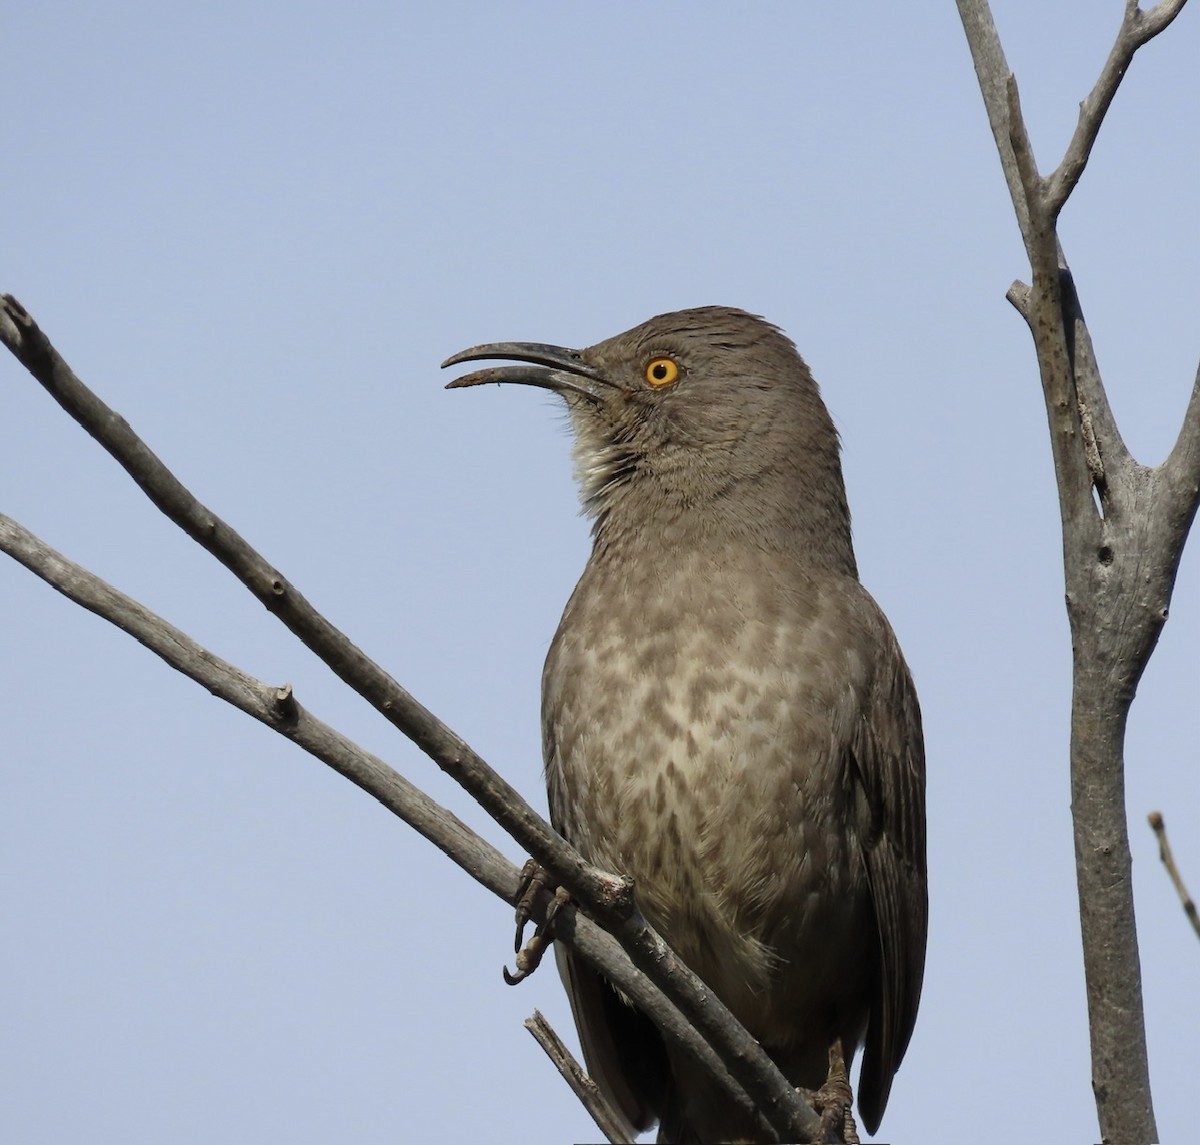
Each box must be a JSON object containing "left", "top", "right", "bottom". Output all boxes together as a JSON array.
[
  {"left": 525, "top": 1011, "right": 634, "bottom": 1145},
  {"left": 1148, "top": 812, "right": 1200, "bottom": 941},
  {"left": 0, "top": 295, "right": 820, "bottom": 1143}
]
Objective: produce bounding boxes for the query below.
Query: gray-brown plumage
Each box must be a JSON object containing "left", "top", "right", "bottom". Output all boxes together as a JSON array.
[{"left": 444, "top": 306, "right": 926, "bottom": 1143}]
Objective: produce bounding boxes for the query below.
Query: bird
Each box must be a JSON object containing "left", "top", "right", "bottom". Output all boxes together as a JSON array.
[{"left": 443, "top": 306, "right": 927, "bottom": 1143}]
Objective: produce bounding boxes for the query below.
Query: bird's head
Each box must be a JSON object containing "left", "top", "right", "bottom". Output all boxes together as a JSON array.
[{"left": 444, "top": 305, "right": 854, "bottom": 567}]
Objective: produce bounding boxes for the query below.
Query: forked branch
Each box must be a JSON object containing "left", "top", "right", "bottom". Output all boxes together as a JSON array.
[{"left": 956, "top": 4, "right": 1197, "bottom": 1143}]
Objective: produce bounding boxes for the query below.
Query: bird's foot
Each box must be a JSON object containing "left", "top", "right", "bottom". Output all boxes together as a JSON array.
[
  {"left": 504, "top": 859, "right": 571, "bottom": 985},
  {"left": 798, "top": 1039, "right": 859, "bottom": 1144}
]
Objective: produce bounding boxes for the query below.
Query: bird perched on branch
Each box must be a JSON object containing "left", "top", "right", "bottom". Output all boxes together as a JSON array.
[{"left": 444, "top": 306, "right": 926, "bottom": 1143}]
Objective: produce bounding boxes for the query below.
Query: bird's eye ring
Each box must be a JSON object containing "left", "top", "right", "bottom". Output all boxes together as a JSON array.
[{"left": 645, "top": 357, "right": 680, "bottom": 387}]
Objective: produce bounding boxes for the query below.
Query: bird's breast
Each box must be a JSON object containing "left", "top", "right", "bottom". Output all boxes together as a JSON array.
[{"left": 543, "top": 548, "right": 876, "bottom": 1037}]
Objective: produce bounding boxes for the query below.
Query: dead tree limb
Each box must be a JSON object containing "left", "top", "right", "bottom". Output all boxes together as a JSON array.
[{"left": 956, "top": 4, "right": 1198, "bottom": 1142}]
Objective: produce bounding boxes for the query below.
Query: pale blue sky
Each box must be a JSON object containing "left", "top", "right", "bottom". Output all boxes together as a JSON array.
[{"left": 2, "top": 3, "right": 1197, "bottom": 1143}]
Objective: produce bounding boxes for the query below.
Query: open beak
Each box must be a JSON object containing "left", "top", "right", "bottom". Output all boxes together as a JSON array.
[{"left": 441, "top": 341, "right": 619, "bottom": 404}]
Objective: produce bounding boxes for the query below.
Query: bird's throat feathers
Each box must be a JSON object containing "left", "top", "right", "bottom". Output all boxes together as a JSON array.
[{"left": 568, "top": 401, "right": 858, "bottom": 573}]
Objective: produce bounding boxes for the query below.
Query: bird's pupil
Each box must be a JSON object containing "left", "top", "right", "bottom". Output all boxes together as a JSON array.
[{"left": 653, "top": 363, "right": 667, "bottom": 379}]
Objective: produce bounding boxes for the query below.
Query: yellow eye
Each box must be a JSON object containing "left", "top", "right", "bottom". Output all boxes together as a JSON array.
[{"left": 645, "top": 357, "right": 680, "bottom": 387}]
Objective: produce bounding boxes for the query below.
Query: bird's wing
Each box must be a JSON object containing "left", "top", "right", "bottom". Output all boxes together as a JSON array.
[
  {"left": 553, "top": 942, "right": 666, "bottom": 1137},
  {"left": 848, "top": 627, "right": 928, "bottom": 1135}
]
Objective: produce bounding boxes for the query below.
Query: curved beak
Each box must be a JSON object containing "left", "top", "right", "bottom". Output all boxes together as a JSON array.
[{"left": 441, "top": 341, "right": 619, "bottom": 404}]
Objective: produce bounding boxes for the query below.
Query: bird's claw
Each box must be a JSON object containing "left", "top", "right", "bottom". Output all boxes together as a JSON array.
[
  {"left": 504, "top": 860, "right": 571, "bottom": 985},
  {"left": 512, "top": 859, "right": 552, "bottom": 952},
  {"left": 799, "top": 1039, "right": 859, "bottom": 1144}
]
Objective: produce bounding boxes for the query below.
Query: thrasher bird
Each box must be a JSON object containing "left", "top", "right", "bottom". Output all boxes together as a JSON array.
[{"left": 444, "top": 306, "right": 927, "bottom": 1142}]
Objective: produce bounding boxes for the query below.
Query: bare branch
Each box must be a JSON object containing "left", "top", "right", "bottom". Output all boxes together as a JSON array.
[
  {"left": 955, "top": 0, "right": 1036, "bottom": 240},
  {"left": 1045, "top": 0, "right": 1191, "bottom": 217},
  {"left": 1003, "top": 74, "right": 1043, "bottom": 219},
  {"left": 525, "top": 1011, "right": 634, "bottom": 1145},
  {"left": 0, "top": 294, "right": 630, "bottom": 923},
  {"left": 958, "top": 4, "right": 1197, "bottom": 1142},
  {"left": 1148, "top": 812, "right": 1200, "bottom": 941},
  {"left": 955, "top": 0, "right": 1084, "bottom": 276},
  {"left": 0, "top": 512, "right": 519, "bottom": 906},
  {"left": 0, "top": 296, "right": 822, "bottom": 1144}
]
